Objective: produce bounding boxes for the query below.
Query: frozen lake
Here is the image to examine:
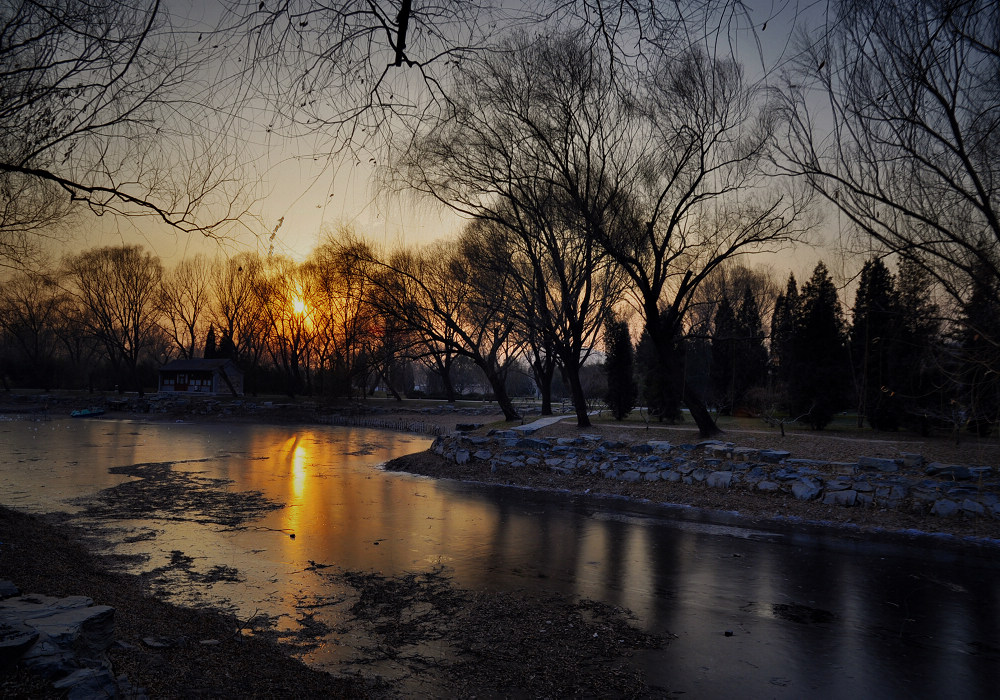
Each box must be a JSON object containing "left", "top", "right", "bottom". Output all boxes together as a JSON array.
[{"left": 2, "top": 418, "right": 998, "bottom": 698}]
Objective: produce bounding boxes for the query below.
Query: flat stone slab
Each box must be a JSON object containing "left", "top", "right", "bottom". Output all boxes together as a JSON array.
[
  {"left": 0, "top": 589, "right": 117, "bottom": 696},
  {"left": 859, "top": 456, "right": 899, "bottom": 472}
]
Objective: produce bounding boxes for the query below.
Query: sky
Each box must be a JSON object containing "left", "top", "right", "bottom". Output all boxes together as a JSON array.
[{"left": 77, "top": 0, "right": 842, "bottom": 286}]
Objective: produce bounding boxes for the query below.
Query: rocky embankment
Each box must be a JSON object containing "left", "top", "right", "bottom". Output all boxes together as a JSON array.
[{"left": 432, "top": 426, "right": 1000, "bottom": 521}]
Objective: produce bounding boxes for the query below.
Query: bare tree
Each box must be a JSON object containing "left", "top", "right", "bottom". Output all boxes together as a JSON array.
[
  {"left": 0, "top": 269, "right": 67, "bottom": 388},
  {"left": 63, "top": 245, "right": 164, "bottom": 394},
  {"left": 461, "top": 214, "right": 623, "bottom": 427},
  {"left": 774, "top": 0, "right": 1000, "bottom": 307},
  {"left": 1, "top": 0, "right": 250, "bottom": 266},
  {"left": 209, "top": 252, "right": 270, "bottom": 370},
  {"left": 159, "top": 254, "right": 213, "bottom": 359},
  {"left": 256, "top": 256, "right": 318, "bottom": 396},
  {"left": 360, "top": 233, "right": 524, "bottom": 420},
  {"left": 307, "top": 228, "right": 382, "bottom": 398},
  {"left": 402, "top": 30, "right": 804, "bottom": 435}
]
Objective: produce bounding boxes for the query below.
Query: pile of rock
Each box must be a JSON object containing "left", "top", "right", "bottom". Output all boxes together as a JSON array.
[
  {"left": 0, "top": 580, "right": 141, "bottom": 699},
  {"left": 431, "top": 429, "right": 1000, "bottom": 519}
]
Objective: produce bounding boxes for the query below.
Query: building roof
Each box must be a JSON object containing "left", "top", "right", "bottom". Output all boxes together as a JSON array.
[{"left": 159, "top": 359, "right": 241, "bottom": 372}]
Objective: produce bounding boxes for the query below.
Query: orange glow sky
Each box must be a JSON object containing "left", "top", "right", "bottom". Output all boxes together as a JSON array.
[{"left": 72, "top": 1, "right": 843, "bottom": 286}]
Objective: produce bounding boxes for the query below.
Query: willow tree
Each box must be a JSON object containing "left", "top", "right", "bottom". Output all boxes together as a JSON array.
[
  {"left": 1, "top": 1, "right": 250, "bottom": 266},
  {"left": 357, "top": 234, "right": 524, "bottom": 421},
  {"left": 64, "top": 245, "right": 164, "bottom": 394},
  {"left": 775, "top": 0, "right": 1000, "bottom": 308}
]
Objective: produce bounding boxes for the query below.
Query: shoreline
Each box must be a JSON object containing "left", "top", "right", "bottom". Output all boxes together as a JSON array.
[{"left": 3, "top": 405, "right": 1000, "bottom": 694}]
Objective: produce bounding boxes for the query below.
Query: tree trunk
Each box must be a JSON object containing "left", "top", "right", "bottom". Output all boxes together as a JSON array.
[
  {"left": 683, "top": 382, "right": 721, "bottom": 437},
  {"left": 646, "top": 308, "right": 721, "bottom": 437},
  {"left": 440, "top": 366, "right": 458, "bottom": 403},
  {"left": 562, "top": 361, "right": 592, "bottom": 428},
  {"left": 532, "top": 355, "right": 556, "bottom": 416},
  {"left": 480, "top": 362, "right": 520, "bottom": 421}
]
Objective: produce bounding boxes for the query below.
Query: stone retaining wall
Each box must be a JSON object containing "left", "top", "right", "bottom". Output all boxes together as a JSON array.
[{"left": 431, "top": 429, "right": 1000, "bottom": 519}]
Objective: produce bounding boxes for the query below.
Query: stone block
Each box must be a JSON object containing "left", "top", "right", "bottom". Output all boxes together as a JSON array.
[
  {"left": 792, "top": 478, "right": 822, "bottom": 501},
  {"left": 731, "top": 447, "right": 761, "bottom": 460},
  {"left": 875, "top": 483, "right": 908, "bottom": 506},
  {"left": 661, "top": 470, "right": 681, "bottom": 482},
  {"left": 473, "top": 450, "right": 492, "bottom": 461},
  {"left": 931, "top": 499, "right": 959, "bottom": 517},
  {"left": 756, "top": 480, "right": 780, "bottom": 492},
  {"left": 707, "top": 471, "right": 734, "bottom": 489},
  {"left": 823, "top": 477, "right": 853, "bottom": 491},
  {"left": 487, "top": 429, "right": 518, "bottom": 439},
  {"left": 961, "top": 499, "right": 986, "bottom": 517},
  {"left": 823, "top": 490, "right": 857, "bottom": 507},
  {"left": 859, "top": 456, "right": 899, "bottom": 472},
  {"left": 454, "top": 449, "right": 470, "bottom": 465},
  {"left": 926, "top": 463, "right": 972, "bottom": 480},
  {"left": 619, "top": 470, "right": 642, "bottom": 482},
  {"left": 759, "top": 449, "right": 791, "bottom": 463}
]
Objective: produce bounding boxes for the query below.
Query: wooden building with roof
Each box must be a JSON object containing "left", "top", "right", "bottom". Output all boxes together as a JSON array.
[{"left": 157, "top": 359, "right": 244, "bottom": 396}]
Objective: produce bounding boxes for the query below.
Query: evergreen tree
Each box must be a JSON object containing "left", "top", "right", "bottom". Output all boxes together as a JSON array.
[
  {"left": 603, "top": 318, "right": 638, "bottom": 420},
  {"left": 735, "top": 285, "right": 768, "bottom": 410},
  {"left": 850, "top": 258, "right": 901, "bottom": 430},
  {"left": 217, "top": 331, "right": 236, "bottom": 360},
  {"left": 710, "top": 295, "right": 739, "bottom": 414},
  {"left": 895, "top": 259, "right": 941, "bottom": 433},
  {"left": 204, "top": 325, "right": 217, "bottom": 360},
  {"left": 791, "top": 262, "right": 849, "bottom": 429},
  {"left": 960, "top": 258, "right": 1000, "bottom": 436},
  {"left": 635, "top": 310, "right": 683, "bottom": 422},
  {"left": 769, "top": 274, "right": 800, "bottom": 405}
]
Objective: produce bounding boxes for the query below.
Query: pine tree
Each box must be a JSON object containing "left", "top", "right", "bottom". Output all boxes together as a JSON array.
[
  {"left": 710, "top": 295, "right": 739, "bottom": 414},
  {"left": 960, "top": 257, "right": 1000, "bottom": 436},
  {"left": 791, "top": 262, "right": 848, "bottom": 429},
  {"left": 769, "top": 274, "right": 800, "bottom": 405},
  {"left": 895, "top": 259, "right": 941, "bottom": 432},
  {"left": 603, "top": 318, "right": 638, "bottom": 420},
  {"left": 218, "top": 331, "right": 236, "bottom": 360},
  {"left": 735, "top": 286, "right": 768, "bottom": 410},
  {"left": 204, "top": 325, "right": 217, "bottom": 360},
  {"left": 849, "top": 258, "right": 900, "bottom": 430}
]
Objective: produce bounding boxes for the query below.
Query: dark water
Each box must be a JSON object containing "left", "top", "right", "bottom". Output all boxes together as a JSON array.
[{"left": 2, "top": 418, "right": 998, "bottom": 698}]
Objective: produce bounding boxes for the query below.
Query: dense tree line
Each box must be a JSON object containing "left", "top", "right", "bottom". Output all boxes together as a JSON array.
[
  {"left": 1, "top": 1, "right": 997, "bottom": 437},
  {"left": 1, "top": 241, "right": 996, "bottom": 436}
]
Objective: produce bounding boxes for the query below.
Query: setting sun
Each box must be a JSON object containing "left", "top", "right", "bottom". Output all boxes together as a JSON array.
[{"left": 291, "top": 295, "right": 307, "bottom": 316}]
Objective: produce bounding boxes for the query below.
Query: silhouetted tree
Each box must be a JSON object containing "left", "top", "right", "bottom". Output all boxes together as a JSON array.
[
  {"left": 603, "top": 318, "right": 637, "bottom": 420},
  {"left": 64, "top": 245, "right": 164, "bottom": 395},
  {"left": 735, "top": 286, "right": 769, "bottom": 410},
  {"left": 769, "top": 274, "right": 801, "bottom": 408},
  {"left": 959, "top": 257, "right": 1000, "bottom": 435},
  {"left": 850, "top": 258, "right": 902, "bottom": 430},
  {"left": 790, "top": 262, "right": 848, "bottom": 429},
  {"left": 1, "top": 1, "right": 247, "bottom": 266},
  {"left": 894, "top": 259, "right": 942, "bottom": 432},
  {"left": 710, "top": 296, "right": 740, "bottom": 414},
  {"left": 204, "top": 326, "right": 218, "bottom": 360},
  {"left": 776, "top": 0, "right": 1000, "bottom": 311}
]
